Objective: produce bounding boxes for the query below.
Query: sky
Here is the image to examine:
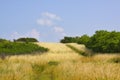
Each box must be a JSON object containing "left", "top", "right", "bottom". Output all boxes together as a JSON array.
[{"left": 0, "top": 0, "right": 120, "bottom": 42}]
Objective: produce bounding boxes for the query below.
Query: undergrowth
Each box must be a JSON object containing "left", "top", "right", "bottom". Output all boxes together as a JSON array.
[{"left": 0, "top": 42, "right": 48, "bottom": 56}]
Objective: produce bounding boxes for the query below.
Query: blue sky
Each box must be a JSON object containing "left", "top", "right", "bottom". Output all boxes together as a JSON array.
[{"left": 0, "top": 0, "right": 120, "bottom": 42}]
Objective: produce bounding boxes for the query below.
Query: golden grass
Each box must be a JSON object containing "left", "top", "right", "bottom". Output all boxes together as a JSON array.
[
  {"left": 66, "top": 43, "right": 87, "bottom": 52},
  {"left": 67, "top": 43, "right": 93, "bottom": 54},
  {"left": 0, "top": 42, "right": 120, "bottom": 80}
]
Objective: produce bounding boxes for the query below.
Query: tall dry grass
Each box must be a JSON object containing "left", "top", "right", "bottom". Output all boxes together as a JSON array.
[{"left": 0, "top": 42, "right": 119, "bottom": 80}]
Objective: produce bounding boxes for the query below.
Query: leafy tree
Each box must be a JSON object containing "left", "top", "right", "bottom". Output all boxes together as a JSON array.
[
  {"left": 60, "top": 30, "right": 120, "bottom": 53},
  {"left": 86, "top": 30, "right": 120, "bottom": 53},
  {"left": 77, "top": 34, "right": 90, "bottom": 45}
]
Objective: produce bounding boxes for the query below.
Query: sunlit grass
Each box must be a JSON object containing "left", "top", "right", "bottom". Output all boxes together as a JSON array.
[{"left": 0, "top": 42, "right": 119, "bottom": 80}]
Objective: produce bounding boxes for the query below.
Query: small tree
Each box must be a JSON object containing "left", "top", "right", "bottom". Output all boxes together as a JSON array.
[{"left": 77, "top": 34, "right": 90, "bottom": 45}]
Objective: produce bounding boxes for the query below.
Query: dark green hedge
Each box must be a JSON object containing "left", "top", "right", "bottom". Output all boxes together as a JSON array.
[
  {"left": 86, "top": 30, "right": 120, "bottom": 53},
  {"left": 0, "top": 42, "right": 48, "bottom": 55},
  {"left": 15, "top": 37, "right": 38, "bottom": 42}
]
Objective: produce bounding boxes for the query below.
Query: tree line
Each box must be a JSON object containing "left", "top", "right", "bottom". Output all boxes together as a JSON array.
[
  {"left": 0, "top": 37, "right": 38, "bottom": 43},
  {"left": 60, "top": 30, "right": 120, "bottom": 53}
]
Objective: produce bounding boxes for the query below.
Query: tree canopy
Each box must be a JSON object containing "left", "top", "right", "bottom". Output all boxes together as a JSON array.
[
  {"left": 86, "top": 30, "right": 120, "bottom": 53},
  {"left": 15, "top": 37, "right": 38, "bottom": 42},
  {"left": 60, "top": 30, "right": 120, "bottom": 53}
]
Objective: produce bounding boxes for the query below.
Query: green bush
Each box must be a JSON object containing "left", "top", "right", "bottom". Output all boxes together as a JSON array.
[
  {"left": 86, "top": 30, "right": 120, "bottom": 53},
  {"left": 61, "top": 30, "right": 120, "bottom": 53},
  {"left": 0, "top": 42, "right": 48, "bottom": 55}
]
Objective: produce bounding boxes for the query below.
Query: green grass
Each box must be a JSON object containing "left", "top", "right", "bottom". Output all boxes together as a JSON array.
[
  {"left": 66, "top": 44, "right": 89, "bottom": 56},
  {"left": 48, "top": 61, "right": 59, "bottom": 66},
  {"left": 0, "top": 42, "right": 48, "bottom": 56}
]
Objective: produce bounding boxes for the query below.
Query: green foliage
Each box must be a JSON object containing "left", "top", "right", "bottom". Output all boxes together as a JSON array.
[
  {"left": 60, "top": 35, "right": 90, "bottom": 45},
  {"left": 48, "top": 61, "right": 59, "bottom": 66},
  {"left": 77, "top": 35, "right": 90, "bottom": 45},
  {"left": 86, "top": 30, "right": 120, "bottom": 53},
  {"left": 15, "top": 37, "right": 38, "bottom": 42},
  {"left": 61, "top": 30, "right": 120, "bottom": 53},
  {"left": 60, "top": 37, "right": 79, "bottom": 43},
  {"left": 0, "top": 41, "right": 48, "bottom": 55}
]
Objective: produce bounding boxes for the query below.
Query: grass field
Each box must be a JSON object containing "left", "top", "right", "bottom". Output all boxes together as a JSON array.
[{"left": 0, "top": 42, "right": 120, "bottom": 80}]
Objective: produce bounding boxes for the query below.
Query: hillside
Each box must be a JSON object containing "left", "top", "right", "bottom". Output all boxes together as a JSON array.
[{"left": 0, "top": 42, "right": 120, "bottom": 80}]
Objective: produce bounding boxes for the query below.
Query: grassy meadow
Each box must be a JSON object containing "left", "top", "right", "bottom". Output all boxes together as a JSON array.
[{"left": 0, "top": 42, "right": 120, "bottom": 80}]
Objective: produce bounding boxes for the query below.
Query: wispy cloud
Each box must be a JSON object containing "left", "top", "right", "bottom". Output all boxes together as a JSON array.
[
  {"left": 42, "top": 12, "right": 61, "bottom": 21},
  {"left": 37, "top": 12, "right": 67, "bottom": 41},
  {"left": 11, "top": 32, "right": 20, "bottom": 39},
  {"left": 54, "top": 26, "right": 64, "bottom": 33},
  {"left": 27, "top": 29, "right": 40, "bottom": 39},
  {"left": 11, "top": 29, "right": 40, "bottom": 40},
  {"left": 37, "top": 18, "right": 54, "bottom": 26},
  {"left": 54, "top": 26, "right": 67, "bottom": 36},
  {"left": 37, "top": 12, "right": 61, "bottom": 27}
]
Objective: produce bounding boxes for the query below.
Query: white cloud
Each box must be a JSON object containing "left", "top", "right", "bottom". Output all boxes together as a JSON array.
[
  {"left": 53, "top": 26, "right": 67, "bottom": 36},
  {"left": 11, "top": 32, "right": 21, "bottom": 39},
  {"left": 11, "top": 29, "right": 40, "bottom": 40},
  {"left": 37, "top": 12, "right": 62, "bottom": 27},
  {"left": 37, "top": 19, "right": 54, "bottom": 26},
  {"left": 27, "top": 29, "right": 40, "bottom": 40},
  {"left": 36, "top": 12, "right": 67, "bottom": 41},
  {"left": 42, "top": 12, "right": 61, "bottom": 21},
  {"left": 54, "top": 26, "right": 64, "bottom": 33}
]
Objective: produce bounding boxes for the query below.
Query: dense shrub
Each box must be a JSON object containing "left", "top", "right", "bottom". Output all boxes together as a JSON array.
[
  {"left": 0, "top": 41, "right": 48, "bottom": 55},
  {"left": 86, "top": 30, "right": 120, "bottom": 53},
  {"left": 77, "top": 35, "right": 90, "bottom": 45},
  {"left": 15, "top": 37, "right": 38, "bottom": 42}
]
